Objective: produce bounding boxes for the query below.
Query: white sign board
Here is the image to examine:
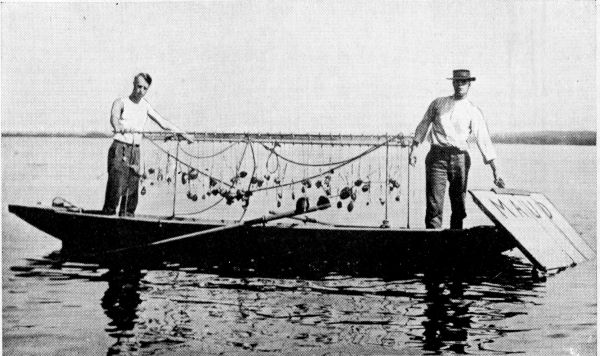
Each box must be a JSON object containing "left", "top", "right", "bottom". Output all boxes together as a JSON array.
[{"left": 469, "top": 189, "right": 595, "bottom": 271}]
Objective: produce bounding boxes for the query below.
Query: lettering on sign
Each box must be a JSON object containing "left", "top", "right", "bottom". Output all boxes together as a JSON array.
[{"left": 488, "top": 196, "right": 552, "bottom": 219}]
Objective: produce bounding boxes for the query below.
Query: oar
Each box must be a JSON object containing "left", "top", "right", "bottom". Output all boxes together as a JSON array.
[
  {"left": 104, "top": 198, "right": 331, "bottom": 255},
  {"left": 267, "top": 212, "right": 378, "bottom": 229},
  {"left": 269, "top": 211, "right": 335, "bottom": 227}
]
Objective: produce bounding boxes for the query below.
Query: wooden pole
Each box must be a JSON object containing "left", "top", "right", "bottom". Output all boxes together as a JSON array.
[{"left": 103, "top": 201, "right": 332, "bottom": 255}]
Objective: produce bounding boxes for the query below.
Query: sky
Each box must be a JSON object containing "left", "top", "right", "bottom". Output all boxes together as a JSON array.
[{"left": 1, "top": 1, "right": 596, "bottom": 135}]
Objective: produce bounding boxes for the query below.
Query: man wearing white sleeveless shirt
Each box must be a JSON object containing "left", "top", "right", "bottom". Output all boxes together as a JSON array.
[
  {"left": 409, "top": 70, "right": 505, "bottom": 229},
  {"left": 102, "top": 73, "right": 194, "bottom": 216}
]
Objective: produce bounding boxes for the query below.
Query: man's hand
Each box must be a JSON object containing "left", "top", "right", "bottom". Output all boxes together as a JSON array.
[
  {"left": 176, "top": 133, "right": 194, "bottom": 144},
  {"left": 114, "top": 126, "right": 128, "bottom": 134},
  {"left": 165, "top": 132, "right": 194, "bottom": 144},
  {"left": 408, "top": 142, "right": 418, "bottom": 166},
  {"left": 494, "top": 176, "right": 506, "bottom": 188},
  {"left": 183, "top": 133, "right": 195, "bottom": 144},
  {"left": 489, "top": 160, "right": 505, "bottom": 188}
]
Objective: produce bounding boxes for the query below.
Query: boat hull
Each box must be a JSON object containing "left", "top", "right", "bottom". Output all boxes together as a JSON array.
[{"left": 8, "top": 204, "right": 516, "bottom": 272}]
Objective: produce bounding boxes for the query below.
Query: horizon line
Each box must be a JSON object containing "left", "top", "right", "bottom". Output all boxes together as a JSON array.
[{"left": 1, "top": 129, "right": 596, "bottom": 135}]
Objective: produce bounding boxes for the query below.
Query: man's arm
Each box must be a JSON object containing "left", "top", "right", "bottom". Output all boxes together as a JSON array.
[
  {"left": 409, "top": 100, "right": 436, "bottom": 166},
  {"left": 109, "top": 98, "right": 125, "bottom": 133},
  {"left": 472, "top": 108, "right": 497, "bottom": 164},
  {"left": 413, "top": 100, "right": 436, "bottom": 146},
  {"left": 472, "top": 108, "right": 505, "bottom": 188},
  {"left": 146, "top": 101, "right": 195, "bottom": 143}
]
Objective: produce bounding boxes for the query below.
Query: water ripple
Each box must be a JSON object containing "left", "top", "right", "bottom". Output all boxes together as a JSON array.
[{"left": 3, "top": 251, "right": 596, "bottom": 355}]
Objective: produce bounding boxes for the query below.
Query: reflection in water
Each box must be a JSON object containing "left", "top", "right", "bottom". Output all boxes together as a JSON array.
[
  {"left": 12, "top": 253, "right": 547, "bottom": 355},
  {"left": 101, "top": 267, "right": 198, "bottom": 355},
  {"left": 409, "top": 257, "right": 543, "bottom": 354},
  {"left": 101, "top": 268, "right": 142, "bottom": 355},
  {"left": 420, "top": 280, "right": 471, "bottom": 354}
]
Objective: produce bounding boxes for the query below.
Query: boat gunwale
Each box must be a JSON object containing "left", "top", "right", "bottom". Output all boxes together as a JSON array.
[{"left": 8, "top": 204, "right": 498, "bottom": 233}]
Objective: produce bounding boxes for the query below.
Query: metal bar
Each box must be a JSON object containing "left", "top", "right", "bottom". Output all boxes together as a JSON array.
[
  {"left": 407, "top": 145, "right": 411, "bottom": 229},
  {"left": 142, "top": 131, "right": 413, "bottom": 147},
  {"left": 171, "top": 140, "right": 180, "bottom": 218},
  {"left": 381, "top": 134, "right": 390, "bottom": 228}
]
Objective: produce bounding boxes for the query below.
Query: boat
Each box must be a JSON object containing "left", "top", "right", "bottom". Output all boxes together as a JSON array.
[
  {"left": 7, "top": 132, "right": 593, "bottom": 273},
  {"left": 7, "top": 202, "right": 513, "bottom": 272}
]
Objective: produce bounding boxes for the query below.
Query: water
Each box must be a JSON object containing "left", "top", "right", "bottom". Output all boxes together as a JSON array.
[{"left": 2, "top": 137, "right": 596, "bottom": 355}]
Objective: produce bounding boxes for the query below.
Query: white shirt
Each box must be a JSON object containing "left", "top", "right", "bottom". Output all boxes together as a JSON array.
[
  {"left": 414, "top": 96, "right": 497, "bottom": 163},
  {"left": 113, "top": 97, "right": 149, "bottom": 145}
]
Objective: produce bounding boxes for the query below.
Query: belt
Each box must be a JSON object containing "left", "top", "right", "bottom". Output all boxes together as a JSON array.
[
  {"left": 114, "top": 140, "right": 140, "bottom": 148},
  {"left": 430, "top": 145, "right": 466, "bottom": 154}
]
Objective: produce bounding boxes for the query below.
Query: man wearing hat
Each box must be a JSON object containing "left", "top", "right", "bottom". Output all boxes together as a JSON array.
[{"left": 409, "top": 69, "right": 505, "bottom": 229}]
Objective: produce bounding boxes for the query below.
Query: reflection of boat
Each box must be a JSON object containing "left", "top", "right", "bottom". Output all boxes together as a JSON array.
[
  {"left": 9, "top": 252, "right": 545, "bottom": 355},
  {"left": 8, "top": 203, "right": 514, "bottom": 269}
]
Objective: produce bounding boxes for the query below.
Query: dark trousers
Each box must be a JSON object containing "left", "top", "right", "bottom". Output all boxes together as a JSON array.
[
  {"left": 102, "top": 140, "right": 141, "bottom": 216},
  {"left": 425, "top": 146, "right": 471, "bottom": 229}
]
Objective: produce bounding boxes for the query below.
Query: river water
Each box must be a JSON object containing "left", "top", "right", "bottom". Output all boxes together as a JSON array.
[{"left": 2, "top": 137, "right": 596, "bottom": 355}]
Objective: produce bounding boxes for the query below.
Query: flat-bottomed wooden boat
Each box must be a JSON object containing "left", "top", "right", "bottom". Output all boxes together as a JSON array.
[{"left": 8, "top": 203, "right": 514, "bottom": 271}]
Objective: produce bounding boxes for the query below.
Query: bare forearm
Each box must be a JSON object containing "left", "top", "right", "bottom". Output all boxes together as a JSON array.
[
  {"left": 489, "top": 160, "right": 506, "bottom": 188},
  {"left": 148, "top": 105, "right": 179, "bottom": 131},
  {"left": 489, "top": 160, "right": 499, "bottom": 178},
  {"left": 148, "top": 109, "right": 193, "bottom": 142}
]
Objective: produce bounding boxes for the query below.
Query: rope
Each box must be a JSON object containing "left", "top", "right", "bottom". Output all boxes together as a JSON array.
[
  {"left": 167, "top": 142, "right": 244, "bottom": 218},
  {"left": 265, "top": 144, "right": 280, "bottom": 174},
  {"left": 141, "top": 138, "right": 240, "bottom": 218},
  {"left": 179, "top": 141, "right": 238, "bottom": 159},
  {"left": 141, "top": 133, "right": 403, "bottom": 217},
  {"left": 143, "top": 134, "right": 235, "bottom": 189},
  {"left": 236, "top": 141, "right": 249, "bottom": 173},
  {"left": 178, "top": 140, "right": 249, "bottom": 220},
  {"left": 260, "top": 142, "right": 379, "bottom": 167},
  {"left": 247, "top": 139, "right": 257, "bottom": 191},
  {"left": 240, "top": 139, "right": 258, "bottom": 220},
  {"left": 248, "top": 135, "right": 397, "bottom": 194}
]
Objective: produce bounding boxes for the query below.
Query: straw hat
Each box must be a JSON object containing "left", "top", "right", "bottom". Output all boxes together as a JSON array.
[{"left": 447, "top": 69, "right": 476, "bottom": 81}]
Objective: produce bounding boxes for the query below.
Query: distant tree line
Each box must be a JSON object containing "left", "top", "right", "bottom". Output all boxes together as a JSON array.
[
  {"left": 490, "top": 131, "right": 596, "bottom": 146},
  {"left": 1, "top": 131, "right": 111, "bottom": 138},
  {"left": 1, "top": 130, "right": 596, "bottom": 145}
]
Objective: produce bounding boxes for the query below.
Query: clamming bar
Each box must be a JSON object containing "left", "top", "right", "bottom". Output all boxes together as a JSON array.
[{"left": 143, "top": 131, "right": 413, "bottom": 147}]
